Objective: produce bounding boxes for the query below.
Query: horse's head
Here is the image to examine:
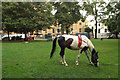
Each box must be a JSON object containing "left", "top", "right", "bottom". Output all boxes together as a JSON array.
[{"left": 91, "top": 49, "right": 99, "bottom": 67}]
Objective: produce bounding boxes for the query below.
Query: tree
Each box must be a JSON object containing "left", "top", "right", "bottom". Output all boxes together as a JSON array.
[
  {"left": 53, "top": 2, "right": 82, "bottom": 34},
  {"left": 82, "top": 1, "right": 105, "bottom": 39},
  {"left": 107, "top": 15, "right": 120, "bottom": 38},
  {"left": 2, "top": 2, "right": 19, "bottom": 40},
  {"left": 33, "top": 2, "right": 54, "bottom": 32},
  {"left": 0, "top": 2, "right": 1, "bottom": 31},
  {"left": 85, "top": 27, "right": 92, "bottom": 39},
  {"left": 13, "top": 2, "right": 38, "bottom": 40},
  {"left": 2, "top": 2, "right": 54, "bottom": 40},
  {"left": 100, "top": 2, "right": 120, "bottom": 38}
]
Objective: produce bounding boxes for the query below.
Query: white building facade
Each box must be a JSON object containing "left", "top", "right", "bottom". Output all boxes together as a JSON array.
[{"left": 88, "top": 22, "right": 110, "bottom": 38}]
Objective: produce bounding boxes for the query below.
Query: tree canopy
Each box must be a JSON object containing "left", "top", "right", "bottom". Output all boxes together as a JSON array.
[
  {"left": 100, "top": 2, "right": 120, "bottom": 38},
  {"left": 2, "top": 1, "right": 119, "bottom": 39},
  {"left": 82, "top": 0, "right": 107, "bottom": 38},
  {"left": 33, "top": 2, "right": 54, "bottom": 30},
  {"left": 85, "top": 27, "right": 92, "bottom": 39},
  {"left": 53, "top": 2, "right": 82, "bottom": 34},
  {"left": 2, "top": 2, "right": 54, "bottom": 40}
]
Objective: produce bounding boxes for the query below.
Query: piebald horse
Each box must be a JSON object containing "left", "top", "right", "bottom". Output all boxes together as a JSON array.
[{"left": 50, "top": 35, "right": 99, "bottom": 67}]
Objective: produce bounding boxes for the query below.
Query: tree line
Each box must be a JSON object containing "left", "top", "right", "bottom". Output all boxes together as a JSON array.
[
  {"left": 2, "top": 1, "right": 120, "bottom": 40},
  {"left": 2, "top": 2, "right": 54, "bottom": 40}
]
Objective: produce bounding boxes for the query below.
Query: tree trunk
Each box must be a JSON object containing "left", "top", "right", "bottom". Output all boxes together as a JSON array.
[
  {"left": 61, "top": 27, "right": 64, "bottom": 34},
  {"left": 115, "top": 33, "right": 118, "bottom": 39},
  {"left": 7, "top": 31, "right": 10, "bottom": 41},
  {"left": 92, "top": 31, "right": 94, "bottom": 38},
  {"left": 95, "top": 20, "right": 97, "bottom": 39},
  {"left": 95, "top": 4, "right": 97, "bottom": 39},
  {"left": 66, "top": 26, "right": 69, "bottom": 34},
  {"left": 88, "top": 32, "right": 90, "bottom": 39},
  {"left": 24, "top": 31, "right": 28, "bottom": 41},
  {"left": 66, "top": 27, "right": 68, "bottom": 34}
]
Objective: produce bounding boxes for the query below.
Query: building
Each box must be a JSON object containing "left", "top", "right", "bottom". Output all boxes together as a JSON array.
[
  {"left": 70, "top": 20, "right": 88, "bottom": 34},
  {"left": 40, "top": 20, "right": 89, "bottom": 38},
  {"left": 88, "top": 22, "right": 110, "bottom": 38}
]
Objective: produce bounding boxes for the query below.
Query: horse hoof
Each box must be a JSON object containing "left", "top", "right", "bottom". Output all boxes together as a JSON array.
[
  {"left": 62, "top": 63, "right": 64, "bottom": 65},
  {"left": 61, "top": 62, "right": 64, "bottom": 65},
  {"left": 89, "top": 63, "right": 93, "bottom": 65},
  {"left": 60, "top": 61, "right": 64, "bottom": 65},
  {"left": 76, "top": 63, "right": 79, "bottom": 66},
  {"left": 65, "top": 64, "right": 68, "bottom": 66}
]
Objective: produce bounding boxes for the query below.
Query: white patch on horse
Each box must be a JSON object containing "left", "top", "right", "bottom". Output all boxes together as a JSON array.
[
  {"left": 81, "top": 35, "right": 95, "bottom": 52},
  {"left": 62, "top": 35, "right": 95, "bottom": 51}
]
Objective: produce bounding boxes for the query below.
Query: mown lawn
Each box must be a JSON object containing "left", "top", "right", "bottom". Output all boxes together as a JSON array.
[{"left": 2, "top": 39, "right": 118, "bottom": 78}]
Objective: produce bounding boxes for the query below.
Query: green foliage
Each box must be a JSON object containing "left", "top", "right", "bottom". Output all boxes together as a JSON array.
[
  {"left": 0, "top": 2, "right": 2, "bottom": 30},
  {"left": 82, "top": 1, "right": 101, "bottom": 38},
  {"left": 2, "top": 2, "right": 18, "bottom": 32},
  {"left": 33, "top": 2, "right": 54, "bottom": 30},
  {"left": 2, "top": 2, "right": 37, "bottom": 35},
  {"left": 53, "top": 2, "right": 82, "bottom": 34},
  {"left": 101, "top": 2, "right": 120, "bottom": 38},
  {"left": 108, "top": 14, "right": 120, "bottom": 34},
  {"left": 85, "top": 27, "right": 92, "bottom": 39},
  {"left": 85, "top": 27, "right": 92, "bottom": 33},
  {"left": 81, "top": 17, "right": 86, "bottom": 22},
  {"left": 2, "top": 2, "right": 54, "bottom": 40}
]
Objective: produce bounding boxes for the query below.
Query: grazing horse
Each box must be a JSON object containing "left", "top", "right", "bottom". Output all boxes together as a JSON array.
[{"left": 50, "top": 35, "right": 99, "bottom": 67}]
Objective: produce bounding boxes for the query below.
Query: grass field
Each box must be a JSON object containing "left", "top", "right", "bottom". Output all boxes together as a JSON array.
[{"left": 2, "top": 39, "right": 118, "bottom": 78}]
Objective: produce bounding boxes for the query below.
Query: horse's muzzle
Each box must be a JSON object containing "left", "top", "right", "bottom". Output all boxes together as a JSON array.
[{"left": 94, "top": 62, "right": 99, "bottom": 67}]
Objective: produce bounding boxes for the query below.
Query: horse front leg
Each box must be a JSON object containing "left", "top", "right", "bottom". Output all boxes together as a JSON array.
[
  {"left": 60, "top": 48, "right": 68, "bottom": 66},
  {"left": 84, "top": 50, "right": 92, "bottom": 64},
  {"left": 60, "top": 56, "right": 64, "bottom": 65},
  {"left": 76, "top": 49, "right": 82, "bottom": 65},
  {"left": 63, "top": 55, "right": 68, "bottom": 66}
]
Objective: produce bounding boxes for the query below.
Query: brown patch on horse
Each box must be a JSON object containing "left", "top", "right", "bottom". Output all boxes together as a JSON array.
[{"left": 65, "top": 38, "right": 73, "bottom": 47}]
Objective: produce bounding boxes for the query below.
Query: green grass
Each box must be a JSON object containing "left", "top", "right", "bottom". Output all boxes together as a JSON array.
[{"left": 2, "top": 39, "right": 118, "bottom": 78}]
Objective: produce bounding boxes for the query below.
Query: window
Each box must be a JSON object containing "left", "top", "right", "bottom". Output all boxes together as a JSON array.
[
  {"left": 105, "top": 29, "right": 107, "bottom": 32},
  {"left": 57, "top": 29, "right": 60, "bottom": 33},
  {"left": 98, "top": 29, "right": 100, "bottom": 33},
  {"left": 52, "top": 29, "right": 54, "bottom": 33},
  {"left": 92, "top": 27, "right": 93, "bottom": 30},
  {"left": 71, "top": 28, "right": 73, "bottom": 31},
  {"left": 99, "top": 23, "right": 100, "bottom": 26},
  {"left": 79, "top": 22, "right": 82, "bottom": 25},
  {"left": 105, "top": 24, "right": 107, "bottom": 26},
  {"left": 79, "top": 28, "right": 81, "bottom": 32},
  {"left": 39, "top": 30, "right": 43, "bottom": 34},
  {"left": 85, "top": 22, "right": 87, "bottom": 26},
  {"left": 45, "top": 29, "right": 47, "bottom": 33}
]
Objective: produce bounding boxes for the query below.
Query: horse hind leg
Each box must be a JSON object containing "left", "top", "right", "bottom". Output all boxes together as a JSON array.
[{"left": 84, "top": 50, "right": 92, "bottom": 64}]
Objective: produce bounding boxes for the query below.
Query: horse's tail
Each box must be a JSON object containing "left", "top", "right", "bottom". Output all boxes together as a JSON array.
[{"left": 50, "top": 37, "right": 57, "bottom": 59}]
